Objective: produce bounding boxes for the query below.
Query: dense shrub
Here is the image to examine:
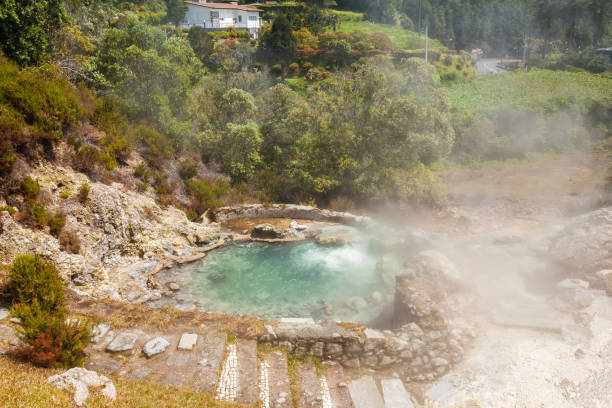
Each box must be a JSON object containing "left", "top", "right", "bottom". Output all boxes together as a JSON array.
[
  {"left": 78, "top": 182, "right": 90, "bottom": 203},
  {"left": 7, "top": 255, "right": 90, "bottom": 368},
  {"left": 20, "top": 177, "right": 40, "bottom": 200},
  {"left": 7, "top": 255, "right": 64, "bottom": 313},
  {"left": 185, "top": 177, "right": 230, "bottom": 218},
  {"left": 0, "top": 56, "right": 84, "bottom": 174},
  {"left": 48, "top": 212, "right": 66, "bottom": 237}
]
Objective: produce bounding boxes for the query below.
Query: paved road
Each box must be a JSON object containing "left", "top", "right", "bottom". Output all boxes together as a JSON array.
[{"left": 476, "top": 58, "right": 511, "bottom": 75}]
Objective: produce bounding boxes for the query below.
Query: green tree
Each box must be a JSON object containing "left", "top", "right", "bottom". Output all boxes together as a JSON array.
[
  {"left": 221, "top": 121, "right": 263, "bottom": 183},
  {"left": 188, "top": 26, "right": 215, "bottom": 60},
  {"left": 0, "top": 0, "right": 66, "bottom": 65},
  {"left": 165, "top": 0, "right": 187, "bottom": 26},
  {"left": 261, "top": 14, "right": 297, "bottom": 79}
]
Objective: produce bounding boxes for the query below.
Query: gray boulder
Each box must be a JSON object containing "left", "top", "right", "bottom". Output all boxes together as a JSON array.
[
  {"left": 143, "top": 337, "right": 170, "bottom": 357},
  {"left": 251, "top": 223, "right": 284, "bottom": 239},
  {"left": 549, "top": 206, "right": 612, "bottom": 275}
]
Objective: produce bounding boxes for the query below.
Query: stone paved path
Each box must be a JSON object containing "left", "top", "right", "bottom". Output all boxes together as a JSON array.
[{"left": 78, "top": 322, "right": 420, "bottom": 407}]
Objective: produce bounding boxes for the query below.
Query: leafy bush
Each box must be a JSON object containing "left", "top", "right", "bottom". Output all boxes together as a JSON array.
[
  {"left": 185, "top": 177, "right": 230, "bottom": 218},
  {"left": 7, "top": 255, "right": 64, "bottom": 313},
  {"left": 78, "top": 182, "right": 90, "bottom": 203},
  {"left": 24, "top": 201, "right": 49, "bottom": 229},
  {"left": 179, "top": 158, "right": 199, "bottom": 180},
  {"left": 20, "top": 177, "right": 40, "bottom": 200},
  {"left": 7, "top": 255, "right": 91, "bottom": 368},
  {"left": 48, "top": 212, "right": 65, "bottom": 237}
]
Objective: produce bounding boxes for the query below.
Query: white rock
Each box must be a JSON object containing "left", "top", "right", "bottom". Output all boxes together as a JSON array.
[
  {"left": 91, "top": 324, "right": 110, "bottom": 343},
  {"left": 106, "top": 332, "right": 138, "bottom": 352},
  {"left": 178, "top": 333, "right": 198, "bottom": 350},
  {"left": 47, "top": 367, "right": 116, "bottom": 406},
  {"left": 556, "top": 279, "right": 589, "bottom": 290},
  {"left": 143, "top": 337, "right": 170, "bottom": 357},
  {"left": 0, "top": 308, "right": 9, "bottom": 320}
]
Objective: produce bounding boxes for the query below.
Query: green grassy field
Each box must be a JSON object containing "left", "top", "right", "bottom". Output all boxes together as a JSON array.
[
  {"left": 331, "top": 10, "right": 443, "bottom": 50},
  {"left": 445, "top": 69, "right": 612, "bottom": 117}
]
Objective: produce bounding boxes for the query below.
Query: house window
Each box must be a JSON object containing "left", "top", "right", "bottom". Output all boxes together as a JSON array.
[
  {"left": 210, "top": 11, "right": 219, "bottom": 19},
  {"left": 248, "top": 15, "right": 258, "bottom": 21},
  {"left": 238, "top": 15, "right": 242, "bottom": 23}
]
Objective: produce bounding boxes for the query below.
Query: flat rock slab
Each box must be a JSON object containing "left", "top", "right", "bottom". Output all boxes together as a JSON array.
[
  {"left": 297, "top": 361, "right": 323, "bottom": 408},
  {"left": 178, "top": 333, "right": 198, "bottom": 350},
  {"left": 193, "top": 331, "right": 226, "bottom": 394},
  {"left": 236, "top": 340, "right": 258, "bottom": 404},
  {"left": 91, "top": 324, "right": 110, "bottom": 343},
  {"left": 325, "top": 363, "right": 352, "bottom": 408},
  {"left": 143, "top": 337, "right": 170, "bottom": 357},
  {"left": 264, "top": 351, "right": 292, "bottom": 408},
  {"left": 381, "top": 379, "right": 414, "bottom": 408},
  {"left": 348, "top": 376, "right": 385, "bottom": 408},
  {"left": 107, "top": 332, "right": 139, "bottom": 352},
  {"left": 86, "top": 356, "right": 123, "bottom": 375}
]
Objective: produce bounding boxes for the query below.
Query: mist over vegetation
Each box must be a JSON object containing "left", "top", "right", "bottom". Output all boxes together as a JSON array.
[{"left": 0, "top": 0, "right": 610, "bottom": 216}]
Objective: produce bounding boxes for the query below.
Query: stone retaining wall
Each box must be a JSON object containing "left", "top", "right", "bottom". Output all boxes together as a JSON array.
[
  {"left": 258, "top": 316, "right": 472, "bottom": 382},
  {"left": 207, "top": 204, "right": 372, "bottom": 226}
]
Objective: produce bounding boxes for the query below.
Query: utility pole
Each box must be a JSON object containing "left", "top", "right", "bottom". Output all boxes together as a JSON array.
[
  {"left": 417, "top": 0, "right": 422, "bottom": 35},
  {"left": 522, "top": 32, "right": 528, "bottom": 70},
  {"left": 425, "top": 22, "right": 429, "bottom": 63}
]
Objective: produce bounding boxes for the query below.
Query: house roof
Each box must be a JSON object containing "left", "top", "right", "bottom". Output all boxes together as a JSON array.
[{"left": 184, "top": 2, "right": 260, "bottom": 12}]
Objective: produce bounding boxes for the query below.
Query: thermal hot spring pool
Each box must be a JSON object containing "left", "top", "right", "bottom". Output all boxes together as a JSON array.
[{"left": 151, "top": 229, "right": 402, "bottom": 323}]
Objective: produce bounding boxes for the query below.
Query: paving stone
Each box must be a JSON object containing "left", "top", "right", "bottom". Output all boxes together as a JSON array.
[
  {"left": 124, "top": 366, "right": 152, "bottom": 381},
  {"left": 91, "top": 330, "right": 116, "bottom": 351},
  {"left": 236, "top": 339, "right": 258, "bottom": 404},
  {"left": 0, "top": 308, "right": 9, "bottom": 320},
  {"left": 381, "top": 378, "right": 414, "bottom": 408},
  {"left": 297, "top": 361, "right": 323, "bottom": 408},
  {"left": 106, "top": 332, "right": 139, "bottom": 352},
  {"left": 264, "top": 351, "right": 292, "bottom": 408},
  {"left": 178, "top": 333, "right": 198, "bottom": 350},
  {"left": 348, "top": 376, "right": 385, "bottom": 408},
  {"left": 86, "top": 356, "right": 123, "bottom": 375},
  {"left": 193, "top": 331, "right": 226, "bottom": 394},
  {"left": 491, "top": 302, "right": 563, "bottom": 333},
  {"left": 91, "top": 324, "right": 110, "bottom": 343},
  {"left": 143, "top": 337, "right": 170, "bottom": 357},
  {"left": 325, "top": 363, "right": 352, "bottom": 408}
]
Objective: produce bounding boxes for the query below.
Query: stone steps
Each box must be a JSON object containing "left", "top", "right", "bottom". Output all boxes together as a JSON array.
[
  {"left": 260, "top": 350, "right": 292, "bottom": 408},
  {"left": 297, "top": 361, "right": 323, "bottom": 408},
  {"left": 380, "top": 378, "right": 414, "bottom": 408},
  {"left": 324, "top": 363, "right": 353, "bottom": 408},
  {"left": 348, "top": 376, "right": 385, "bottom": 408},
  {"left": 84, "top": 324, "right": 418, "bottom": 408}
]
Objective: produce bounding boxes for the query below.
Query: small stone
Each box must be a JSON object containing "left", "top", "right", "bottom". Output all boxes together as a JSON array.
[
  {"left": 143, "top": 337, "right": 170, "bottom": 357},
  {"left": 91, "top": 324, "right": 110, "bottom": 343},
  {"left": 178, "top": 333, "right": 198, "bottom": 350},
  {"left": 338, "top": 382, "right": 347, "bottom": 388},
  {"left": 344, "top": 358, "right": 360, "bottom": 368},
  {"left": 106, "top": 332, "right": 138, "bottom": 352},
  {"left": 0, "top": 309, "right": 9, "bottom": 320},
  {"left": 168, "top": 282, "right": 180, "bottom": 291},
  {"left": 9, "top": 317, "right": 20, "bottom": 324},
  {"left": 325, "top": 343, "right": 343, "bottom": 357},
  {"left": 574, "top": 349, "right": 586, "bottom": 359}
]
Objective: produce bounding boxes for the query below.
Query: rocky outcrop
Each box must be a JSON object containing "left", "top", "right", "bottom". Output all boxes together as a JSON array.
[
  {"left": 0, "top": 165, "right": 220, "bottom": 301},
  {"left": 47, "top": 368, "right": 116, "bottom": 406},
  {"left": 208, "top": 204, "right": 372, "bottom": 226},
  {"left": 251, "top": 223, "right": 284, "bottom": 239},
  {"left": 548, "top": 206, "right": 612, "bottom": 288}
]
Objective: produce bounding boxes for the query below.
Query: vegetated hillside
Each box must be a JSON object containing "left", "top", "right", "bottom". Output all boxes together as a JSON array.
[
  {"left": 446, "top": 70, "right": 612, "bottom": 162},
  {"left": 331, "top": 10, "right": 442, "bottom": 49}
]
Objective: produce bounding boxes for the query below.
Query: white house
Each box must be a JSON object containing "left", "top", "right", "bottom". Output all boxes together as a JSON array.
[{"left": 181, "top": 1, "right": 262, "bottom": 38}]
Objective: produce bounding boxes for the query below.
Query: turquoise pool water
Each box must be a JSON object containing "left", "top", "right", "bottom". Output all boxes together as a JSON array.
[{"left": 153, "top": 238, "right": 395, "bottom": 322}]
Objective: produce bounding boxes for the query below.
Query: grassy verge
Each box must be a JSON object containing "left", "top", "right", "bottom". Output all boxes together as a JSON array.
[
  {"left": 445, "top": 69, "right": 612, "bottom": 118},
  {"left": 331, "top": 11, "right": 442, "bottom": 50},
  {"left": 0, "top": 355, "right": 249, "bottom": 408}
]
